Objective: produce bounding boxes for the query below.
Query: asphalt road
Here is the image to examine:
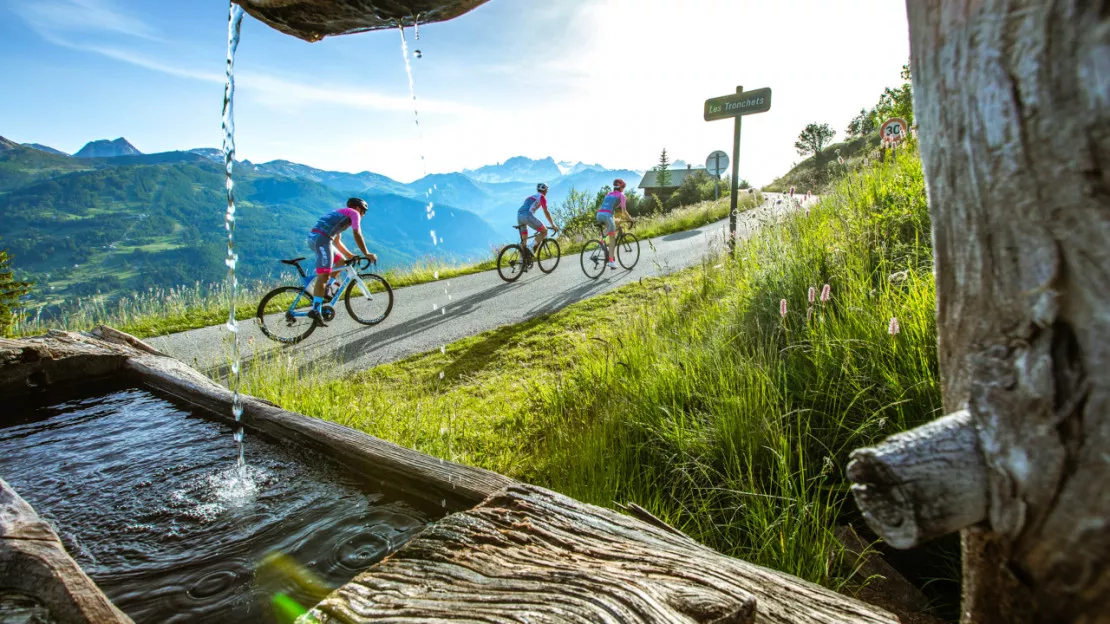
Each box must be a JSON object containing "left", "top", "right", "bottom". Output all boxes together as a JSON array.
[{"left": 148, "top": 194, "right": 807, "bottom": 374}]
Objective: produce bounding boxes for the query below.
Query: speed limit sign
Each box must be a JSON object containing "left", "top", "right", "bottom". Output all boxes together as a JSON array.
[{"left": 880, "top": 117, "right": 908, "bottom": 143}]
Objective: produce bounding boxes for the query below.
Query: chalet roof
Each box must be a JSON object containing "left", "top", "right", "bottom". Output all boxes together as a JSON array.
[{"left": 638, "top": 166, "right": 706, "bottom": 189}]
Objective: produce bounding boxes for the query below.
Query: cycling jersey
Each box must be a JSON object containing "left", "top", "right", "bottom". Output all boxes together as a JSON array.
[
  {"left": 517, "top": 193, "right": 548, "bottom": 215},
  {"left": 311, "top": 207, "right": 362, "bottom": 239},
  {"left": 597, "top": 190, "right": 626, "bottom": 215}
]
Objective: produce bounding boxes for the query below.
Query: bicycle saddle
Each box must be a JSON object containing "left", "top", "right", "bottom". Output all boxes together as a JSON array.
[{"left": 280, "top": 257, "right": 306, "bottom": 265}]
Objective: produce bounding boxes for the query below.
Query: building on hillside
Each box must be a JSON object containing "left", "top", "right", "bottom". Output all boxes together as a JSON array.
[{"left": 637, "top": 164, "right": 704, "bottom": 205}]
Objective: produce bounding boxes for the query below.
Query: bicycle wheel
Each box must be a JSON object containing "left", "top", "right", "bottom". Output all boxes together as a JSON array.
[
  {"left": 617, "top": 232, "right": 640, "bottom": 270},
  {"left": 579, "top": 240, "right": 607, "bottom": 279},
  {"left": 536, "top": 238, "right": 561, "bottom": 273},
  {"left": 345, "top": 273, "right": 394, "bottom": 325},
  {"left": 256, "top": 286, "right": 317, "bottom": 344},
  {"left": 497, "top": 244, "right": 526, "bottom": 282}
]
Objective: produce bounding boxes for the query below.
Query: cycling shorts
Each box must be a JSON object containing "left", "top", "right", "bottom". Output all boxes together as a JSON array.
[
  {"left": 596, "top": 212, "right": 616, "bottom": 235},
  {"left": 517, "top": 211, "right": 545, "bottom": 233},
  {"left": 308, "top": 234, "right": 342, "bottom": 275}
]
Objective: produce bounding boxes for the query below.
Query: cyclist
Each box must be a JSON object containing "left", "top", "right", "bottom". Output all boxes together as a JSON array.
[
  {"left": 307, "top": 197, "right": 376, "bottom": 325},
  {"left": 516, "top": 183, "right": 557, "bottom": 265},
  {"left": 597, "top": 178, "right": 632, "bottom": 270}
]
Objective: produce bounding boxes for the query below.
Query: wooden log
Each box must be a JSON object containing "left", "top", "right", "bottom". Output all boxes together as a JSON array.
[
  {"left": 233, "top": 0, "right": 491, "bottom": 42},
  {"left": 304, "top": 484, "right": 899, "bottom": 624},
  {"left": 847, "top": 410, "right": 989, "bottom": 549},
  {"left": 0, "top": 479, "right": 133, "bottom": 624}
]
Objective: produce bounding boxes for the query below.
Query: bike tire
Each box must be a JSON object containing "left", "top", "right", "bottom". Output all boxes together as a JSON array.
[
  {"left": 617, "top": 232, "right": 640, "bottom": 270},
  {"left": 536, "top": 238, "right": 561, "bottom": 273},
  {"left": 497, "top": 244, "right": 526, "bottom": 282},
  {"left": 256, "top": 286, "right": 317, "bottom": 344},
  {"left": 345, "top": 273, "right": 394, "bottom": 325},
  {"left": 580, "top": 240, "right": 607, "bottom": 279}
]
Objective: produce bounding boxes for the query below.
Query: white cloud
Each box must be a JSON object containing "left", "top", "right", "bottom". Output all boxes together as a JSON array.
[{"left": 11, "top": 0, "right": 157, "bottom": 40}]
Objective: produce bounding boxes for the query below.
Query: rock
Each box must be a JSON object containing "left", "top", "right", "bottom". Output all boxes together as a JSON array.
[{"left": 234, "top": 0, "right": 491, "bottom": 42}]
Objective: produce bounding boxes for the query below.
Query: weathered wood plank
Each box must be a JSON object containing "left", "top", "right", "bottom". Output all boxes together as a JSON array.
[
  {"left": 0, "top": 479, "right": 133, "bottom": 624},
  {"left": 305, "top": 484, "right": 899, "bottom": 624}
]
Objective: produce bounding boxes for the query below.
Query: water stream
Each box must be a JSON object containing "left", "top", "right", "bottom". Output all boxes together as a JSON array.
[{"left": 222, "top": 2, "right": 248, "bottom": 484}]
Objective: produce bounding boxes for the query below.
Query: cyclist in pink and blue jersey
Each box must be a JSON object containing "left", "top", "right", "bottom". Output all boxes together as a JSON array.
[
  {"left": 596, "top": 178, "right": 632, "bottom": 270},
  {"left": 516, "top": 183, "right": 558, "bottom": 263},
  {"left": 306, "top": 197, "right": 376, "bottom": 325}
]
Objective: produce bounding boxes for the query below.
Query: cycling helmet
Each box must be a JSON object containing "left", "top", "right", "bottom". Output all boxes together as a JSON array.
[
  {"left": 347, "top": 197, "right": 369, "bottom": 211},
  {"left": 613, "top": 178, "right": 626, "bottom": 191},
  {"left": 537, "top": 183, "right": 549, "bottom": 193}
]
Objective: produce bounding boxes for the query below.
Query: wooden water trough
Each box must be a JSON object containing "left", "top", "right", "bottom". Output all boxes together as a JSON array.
[{"left": 0, "top": 329, "right": 904, "bottom": 623}]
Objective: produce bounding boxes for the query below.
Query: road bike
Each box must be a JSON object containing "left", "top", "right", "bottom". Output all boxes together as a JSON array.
[
  {"left": 496, "top": 226, "right": 561, "bottom": 283},
  {"left": 256, "top": 255, "right": 393, "bottom": 344},
  {"left": 580, "top": 221, "right": 639, "bottom": 279}
]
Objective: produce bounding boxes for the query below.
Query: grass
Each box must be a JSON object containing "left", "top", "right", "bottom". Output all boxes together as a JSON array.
[
  {"left": 238, "top": 149, "right": 955, "bottom": 610},
  {"left": 11, "top": 192, "right": 762, "bottom": 339}
]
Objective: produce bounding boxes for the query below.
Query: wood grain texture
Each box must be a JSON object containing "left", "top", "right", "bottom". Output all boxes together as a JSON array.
[
  {"left": 905, "top": 0, "right": 1110, "bottom": 620},
  {"left": 233, "top": 0, "right": 491, "bottom": 41},
  {"left": 0, "top": 479, "right": 133, "bottom": 624},
  {"left": 304, "top": 484, "right": 899, "bottom": 624}
]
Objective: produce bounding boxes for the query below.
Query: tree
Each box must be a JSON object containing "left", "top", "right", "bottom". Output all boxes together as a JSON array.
[
  {"left": 655, "top": 148, "right": 672, "bottom": 189},
  {"left": 794, "top": 123, "right": 836, "bottom": 161},
  {"left": 846, "top": 107, "right": 877, "bottom": 138},
  {"left": 847, "top": 4, "right": 1109, "bottom": 622},
  {"left": 0, "top": 249, "right": 33, "bottom": 336},
  {"left": 871, "top": 63, "right": 914, "bottom": 129}
]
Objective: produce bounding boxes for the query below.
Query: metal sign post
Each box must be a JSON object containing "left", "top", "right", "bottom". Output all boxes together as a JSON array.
[
  {"left": 705, "top": 150, "right": 729, "bottom": 201},
  {"left": 704, "top": 86, "right": 772, "bottom": 250}
]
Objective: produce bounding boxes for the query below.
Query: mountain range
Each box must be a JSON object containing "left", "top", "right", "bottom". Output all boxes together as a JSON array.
[{"left": 0, "top": 135, "right": 648, "bottom": 308}]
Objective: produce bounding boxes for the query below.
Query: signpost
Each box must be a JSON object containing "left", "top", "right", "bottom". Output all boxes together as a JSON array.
[
  {"left": 880, "top": 117, "right": 908, "bottom": 144},
  {"left": 705, "top": 150, "right": 729, "bottom": 200},
  {"left": 704, "top": 86, "right": 772, "bottom": 249}
]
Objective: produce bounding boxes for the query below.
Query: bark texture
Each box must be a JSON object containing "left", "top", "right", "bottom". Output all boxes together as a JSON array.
[
  {"left": 305, "top": 484, "right": 899, "bottom": 624},
  {"left": 906, "top": 1, "right": 1110, "bottom": 621},
  {"left": 233, "top": 0, "right": 490, "bottom": 41}
]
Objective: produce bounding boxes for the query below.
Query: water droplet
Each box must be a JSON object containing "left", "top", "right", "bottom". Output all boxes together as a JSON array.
[
  {"left": 441, "top": 498, "right": 446, "bottom": 508},
  {"left": 433, "top": 271, "right": 439, "bottom": 279},
  {"left": 440, "top": 345, "right": 445, "bottom": 354},
  {"left": 439, "top": 371, "right": 444, "bottom": 379},
  {"left": 432, "top": 303, "right": 438, "bottom": 311},
  {"left": 414, "top": 49, "right": 422, "bottom": 59},
  {"left": 429, "top": 230, "right": 437, "bottom": 245}
]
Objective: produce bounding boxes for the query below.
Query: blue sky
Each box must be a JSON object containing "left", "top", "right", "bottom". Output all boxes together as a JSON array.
[{"left": 0, "top": 0, "right": 911, "bottom": 185}]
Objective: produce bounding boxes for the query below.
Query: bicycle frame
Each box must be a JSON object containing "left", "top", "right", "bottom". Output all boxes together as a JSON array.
[{"left": 283, "top": 260, "right": 379, "bottom": 319}]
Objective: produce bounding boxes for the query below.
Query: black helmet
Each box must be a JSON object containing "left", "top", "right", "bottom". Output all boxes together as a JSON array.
[
  {"left": 537, "top": 183, "right": 549, "bottom": 193},
  {"left": 347, "top": 197, "right": 368, "bottom": 211}
]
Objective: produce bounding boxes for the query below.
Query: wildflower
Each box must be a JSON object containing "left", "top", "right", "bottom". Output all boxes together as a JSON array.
[
  {"left": 838, "top": 156, "right": 845, "bottom": 165},
  {"left": 808, "top": 286, "right": 816, "bottom": 304},
  {"left": 780, "top": 299, "right": 788, "bottom": 318},
  {"left": 888, "top": 316, "right": 901, "bottom": 336},
  {"left": 807, "top": 306, "right": 814, "bottom": 322},
  {"left": 820, "top": 284, "right": 831, "bottom": 303}
]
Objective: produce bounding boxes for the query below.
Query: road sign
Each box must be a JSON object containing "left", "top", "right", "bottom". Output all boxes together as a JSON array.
[
  {"left": 704, "top": 87, "right": 772, "bottom": 122},
  {"left": 880, "top": 117, "right": 908, "bottom": 143},
  {"left": 703, "top": 86, "right": 772, "bottom": 249},
  {"left": 706, "top": 150, "right": 729, "bottom": 176}
]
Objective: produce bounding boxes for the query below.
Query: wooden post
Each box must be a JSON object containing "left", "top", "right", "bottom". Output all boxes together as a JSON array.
[{"left": 728, "top": 85, "right": 742, "bottom": 251}]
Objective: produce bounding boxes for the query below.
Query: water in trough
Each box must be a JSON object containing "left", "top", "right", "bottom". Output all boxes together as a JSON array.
[{"left": 1, "top": 383, "right": 437, "bottom": 623}]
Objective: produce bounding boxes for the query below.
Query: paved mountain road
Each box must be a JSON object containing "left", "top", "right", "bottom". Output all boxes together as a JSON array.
[{"left": 149, "top": 194, "right": 808, "bottom": 374}]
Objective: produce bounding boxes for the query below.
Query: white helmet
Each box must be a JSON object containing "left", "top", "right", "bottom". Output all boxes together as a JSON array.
[{"left": 537, "top": 183, "right": 549, "bottom": 193}]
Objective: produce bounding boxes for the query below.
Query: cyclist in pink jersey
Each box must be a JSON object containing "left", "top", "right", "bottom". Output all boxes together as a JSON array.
[
  {"left": 596, "top": 178, "right": 632, "bottom": 269},
  {"left": 306, "top": 197, "right": 376, "bottom": 325}
]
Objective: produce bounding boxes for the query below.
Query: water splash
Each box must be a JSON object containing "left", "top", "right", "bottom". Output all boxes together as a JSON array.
[
  {"left": 222, "top": 2, "right": 248, "bottom": 478},
  {"left": 397, "top": 25, "right": 425, "bottom": 178}
]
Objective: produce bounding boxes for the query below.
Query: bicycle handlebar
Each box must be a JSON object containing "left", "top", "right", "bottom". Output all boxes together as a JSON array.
[{"left": 346, "top": 255, "right": 376, "bottom": 270}]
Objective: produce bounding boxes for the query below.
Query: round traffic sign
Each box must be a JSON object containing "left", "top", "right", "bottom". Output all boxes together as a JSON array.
[
  {"left": 706, "top": 150, "right": 729, "bottom": 176},
  {"left": 880, "top": 118, "right": 908, "bottom": 143}
]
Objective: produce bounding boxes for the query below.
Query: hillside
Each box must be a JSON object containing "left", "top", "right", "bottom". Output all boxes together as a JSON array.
[
  {"left": 0, "top": 145, "right": 497, "bottom": 308},
  {"left": 762, "top": 133, "right": 882, "bottom": 193}
]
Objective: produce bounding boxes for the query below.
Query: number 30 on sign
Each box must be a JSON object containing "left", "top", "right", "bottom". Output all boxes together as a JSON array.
[{"left": 880, "top": 117, "right": 908, "bottom": 143}]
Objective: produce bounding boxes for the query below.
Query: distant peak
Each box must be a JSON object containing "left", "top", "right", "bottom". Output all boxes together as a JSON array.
[{"left": 74, "top": 137, "right": 142, "bottom": 158}]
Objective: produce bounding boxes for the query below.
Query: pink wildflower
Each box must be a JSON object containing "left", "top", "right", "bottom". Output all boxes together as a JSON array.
[
  {"left": 807, "top": 306, "right": 814, "bottom": 322},
  {"left": 888, "top": 316, "right": 901, "bottom": 336},
  {"left": 820, "top": 284, "right": 831, "bottom": 303},
  {"left": 808, "top": 286, "right": 816, "bottom": 304},
  {"left": 805, "top": 208, "right": 810, "bottom": 217},
  {"left": 780, "top": 299, "right": 788, "bottom": 318}
]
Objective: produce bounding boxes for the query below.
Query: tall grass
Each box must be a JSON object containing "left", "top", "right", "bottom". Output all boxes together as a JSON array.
[
  {"left": 12, "top": 193, "right": 762, "bottom": 339},
  {"left": 237, "top": 150, "right": 946, "bottom": 601}
]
